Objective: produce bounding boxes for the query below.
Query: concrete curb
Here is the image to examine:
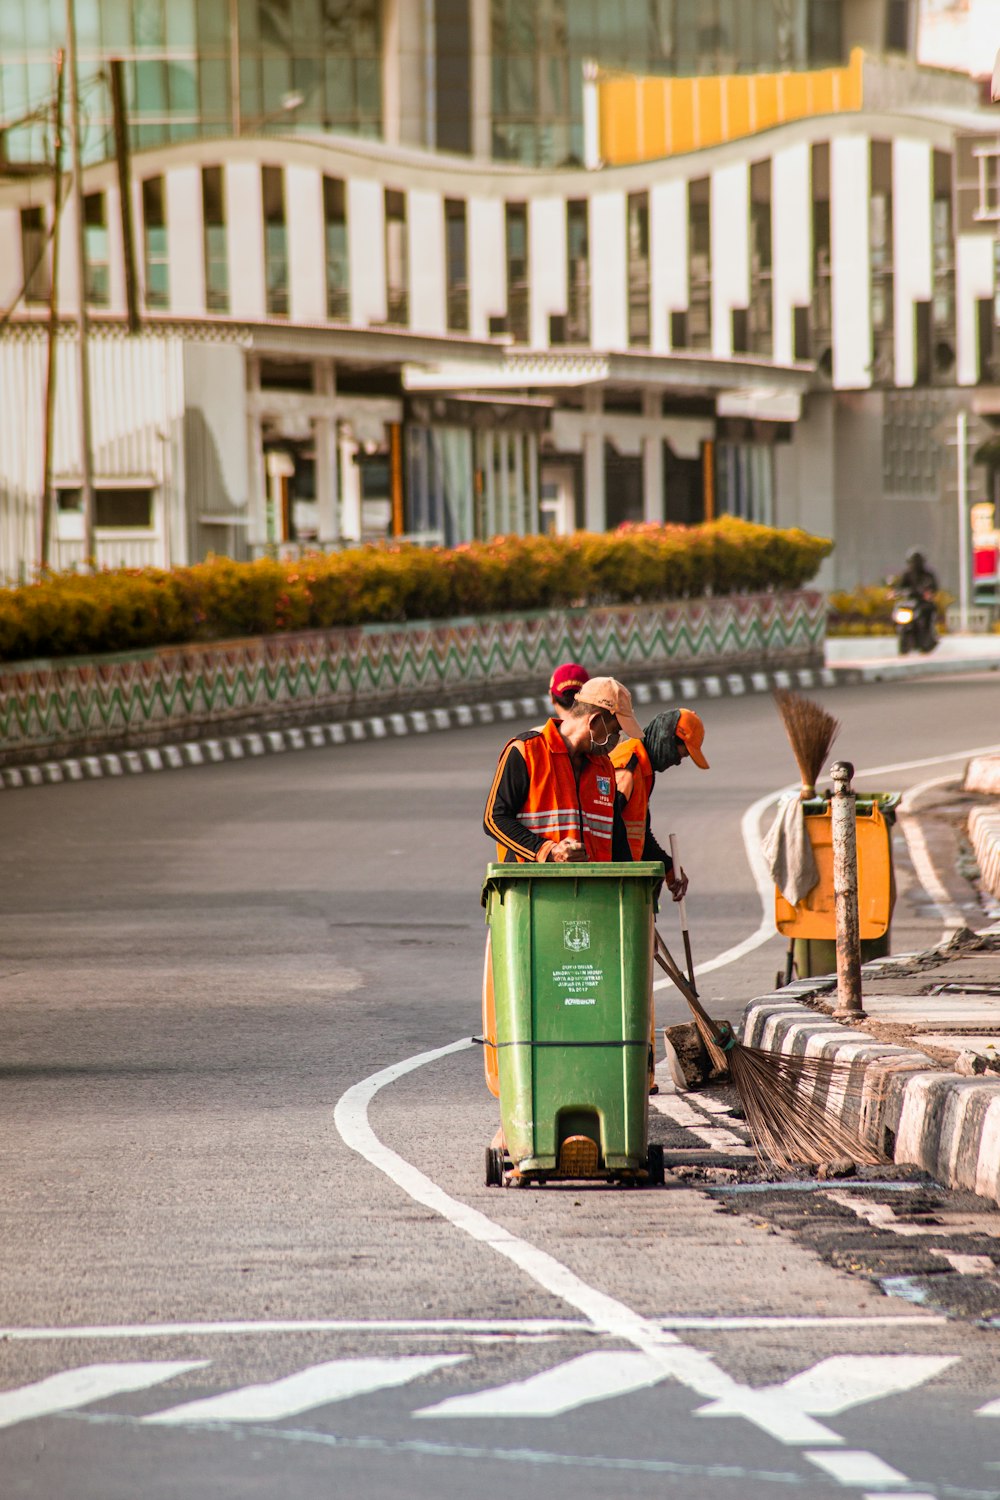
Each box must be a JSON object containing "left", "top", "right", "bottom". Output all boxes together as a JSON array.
[
  {"left": 0, "top": 663, "right": 838, "bottom": 792},
  {"left": 741, "top": 954, "right": 1000, "bottom": 1210},
  {"left": 828, "top": 654, "right": 1000, "bottom": 684},
  {"left": 970, "top": 805, "right": 1000, "bottom": 902}
]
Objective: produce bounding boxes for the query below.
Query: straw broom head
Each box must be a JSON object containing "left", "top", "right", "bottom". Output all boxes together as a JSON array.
[{"left": 772, "top": 689, "right": 840, "bottom": 798}]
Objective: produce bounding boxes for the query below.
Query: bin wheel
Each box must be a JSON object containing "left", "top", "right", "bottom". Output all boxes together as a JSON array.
[
  {"left": 485, "top": 1145, "right": 505, "bottom": 1187},
  {"left": 647, "top": 1142, "right": 665, "bottom": 1187}
]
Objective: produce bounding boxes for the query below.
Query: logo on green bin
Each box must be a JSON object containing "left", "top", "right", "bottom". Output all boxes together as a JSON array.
[{"left": 563, "top": 920, "right": 591, "bottom": 952}]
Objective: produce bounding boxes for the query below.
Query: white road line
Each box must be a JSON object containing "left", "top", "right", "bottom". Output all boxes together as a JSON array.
[
  {"left": 651, "top": 1094, "right": 754, "bottom": 1154},
  {"left": 0, "top": 1362, "right": 205, "bottom": 1430},
  {"left": 0, "top": 1318, "right": 585, "bottom": 1342},
  {"left": 143, "top": 1356, "right": 465, "bottom": 1426},
  {"left": 334, "top": 1044, "right": 947, "bottom": 1452},
  {"left": 897, "top": 810, "right": 967, "bottom": 938},
  {"left": 414, "top": 1351, "right": 666, "bottom": 1419},
  {"left": 805, "top": 1448, "right": 911, "bottom": 1487},
  {"left": 0, "top": 1312, "right": 944, "bottom": 1341}
]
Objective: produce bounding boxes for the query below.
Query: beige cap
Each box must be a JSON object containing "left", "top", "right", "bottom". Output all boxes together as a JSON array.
[{"left": 574, "top": 676, "right": 643, "bottom": 742}]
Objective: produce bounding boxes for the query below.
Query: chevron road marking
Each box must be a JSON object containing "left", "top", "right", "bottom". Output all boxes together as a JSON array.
[
  {"left": 414, "top": 1351, "right": 665, "bottom": 1419},
  {"left": 650, "top": 1094, "right": 754, "bottom": 1154},
  {"left": 695, "top": 1356, "right": 958, "bottom": 1442},
  {"left": 0, "top": 1362, "right": 205, "bottom": 1430},
  {"left": 143, "top": 1356, "right": 466, "bottom": 1426}
]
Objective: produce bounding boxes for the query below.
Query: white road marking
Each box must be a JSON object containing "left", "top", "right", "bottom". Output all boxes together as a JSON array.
[
  {"left": 334, "top": 1044, "right": 946, "bottom": 1454},
  {"left": 651, "top": 1094, "right": 754, "bottom": 1154},
  {"left": 0, "top": 1362, "right": 205, "bottom": 1430},
  {"left": 974, "top": 1392, "right": 1000, "bottom": 1416},
  {"left": 805, "top": 1448, "right": 911, "bottom": 1486},
  {"left": 0, "top": 1318, "right": 583, "bottom": 1342},
  {"left": 144, "top": 1356, "right": 465, "bottom": 1426},
  {"left": 931, "top": 1251, "right": 996, "bottom": 1276},
  {"left": 0, "top": 1312, "right": 943, "bottom": 1341},
  {"left": 897, "top": 809, "right": 967, "bottom": 938},
  {"left": 414, "top": 1351, "right": 666, "bottom": 1419}
]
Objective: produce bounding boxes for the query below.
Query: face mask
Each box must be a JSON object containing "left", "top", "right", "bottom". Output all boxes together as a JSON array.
[{"left": 589, "top": 718, "right": 618, "bottom": 753}]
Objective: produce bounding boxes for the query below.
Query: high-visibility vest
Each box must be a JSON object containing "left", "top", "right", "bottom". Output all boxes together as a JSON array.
[
  {"left": 609, "top": 736, "right": 654, "bottom": 860},
  {"left": 486, "top": 717, "right": 616, "bottom": 862}
]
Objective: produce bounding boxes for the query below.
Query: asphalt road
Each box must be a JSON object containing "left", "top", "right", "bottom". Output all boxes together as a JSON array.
[{"left": 2, "top": 671, "right": 1000, "bottom": 1500}]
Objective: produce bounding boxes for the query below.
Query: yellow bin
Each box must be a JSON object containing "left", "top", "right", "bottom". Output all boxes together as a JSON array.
[{"left": 775, "top": 794, "right": 899, "bottom": 942}]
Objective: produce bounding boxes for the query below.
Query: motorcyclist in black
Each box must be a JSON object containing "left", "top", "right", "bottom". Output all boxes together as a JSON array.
[{"left": 892, "top": 548, "right": 939, "bottom": 652}]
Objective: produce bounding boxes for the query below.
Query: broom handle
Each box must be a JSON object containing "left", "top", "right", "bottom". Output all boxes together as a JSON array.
[{"left": 668, "top": 833, "right": 697, "bottom": 993}]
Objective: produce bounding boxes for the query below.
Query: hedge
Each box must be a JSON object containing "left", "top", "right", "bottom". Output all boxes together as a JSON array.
[{"left": 0, "top": 517, "right": 832, "bottom": 664}]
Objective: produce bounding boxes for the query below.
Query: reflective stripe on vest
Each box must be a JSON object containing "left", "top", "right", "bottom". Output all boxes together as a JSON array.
[
  {"left": 609, "top": 736, "right": 654, "bottom": 861},
  {"left": 496, "top": 718, "right": 616, "bottom": 863}
]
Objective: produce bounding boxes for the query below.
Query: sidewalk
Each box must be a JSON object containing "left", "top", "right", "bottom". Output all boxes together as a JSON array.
[
  {"left": 826, "top": 632, "right": 1000, "bottom": 682},
  {"left": 743, "top": 756, "right": 1000, "bottom": 1208}
]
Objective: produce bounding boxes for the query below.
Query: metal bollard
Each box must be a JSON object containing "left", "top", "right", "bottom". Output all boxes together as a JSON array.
[{"left": 830, "top": 760, "right": 865, "bottom": 1018}]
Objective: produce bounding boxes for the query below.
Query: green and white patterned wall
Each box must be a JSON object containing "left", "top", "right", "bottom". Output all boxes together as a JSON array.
[{"left": 0, "top": 592, "right": 824, "bottom": 764}]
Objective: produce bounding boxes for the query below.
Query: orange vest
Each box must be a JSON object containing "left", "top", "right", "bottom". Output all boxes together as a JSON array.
[
  {"left": 610, "top": 737, "right": 654, "bottom": 860},
  {"left": 493, "top": 717, "right": 616, "bottom": 862}
]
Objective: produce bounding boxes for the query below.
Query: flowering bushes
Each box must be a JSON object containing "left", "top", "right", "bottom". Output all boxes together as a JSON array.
[{"left": 0, "top": 516, "right": 832, "bottom": 664}]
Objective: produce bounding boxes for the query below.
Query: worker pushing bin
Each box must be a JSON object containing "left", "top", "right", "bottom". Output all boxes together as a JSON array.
[{"left": 481, "top": 860, "right": 665, "bottom": 1188}]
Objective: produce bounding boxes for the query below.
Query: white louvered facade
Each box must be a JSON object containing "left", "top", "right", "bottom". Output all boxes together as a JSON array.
[{"left": 1, "top": 102, "right": 998, "bottom": 592}]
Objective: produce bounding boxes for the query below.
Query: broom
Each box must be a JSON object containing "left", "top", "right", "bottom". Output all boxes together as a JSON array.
[
  {"left": 656, "top": 838, "right": 881, "bottom": 1171},
  {"left": 772, "top": 688, "right": 840, "bottom": 799}
]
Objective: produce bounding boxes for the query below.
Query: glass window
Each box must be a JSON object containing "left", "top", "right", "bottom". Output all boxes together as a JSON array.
[
  {"left": 95, "top": 489, "right": 154, "bottom": 528},
  {"left": 100, "top": 0, "right": 132, "bottom": 49},
  {"left": 505, "top": 201, "right": 528, "bottom": 342},
  {"left": 84, "top": 192, "right": 110, "bottom": 307},
  {"left": 444, "top": 198, "right": 468, "bottom": 333},
  {"left": 165, "top": 0, "right": 197, "bottom": 49},
  {"left": 167, "top": 62, "right": 198, "bottom": 114},
  {"left": 20, "top": 206, "right": 50, "bottom": 305},
  {"left": 133, "top": 0, "right": 166, "bottom": 50},
  {"left": 134, "top": 60, "right": 167, "bottom": 116},
  {"left": 262, "top": 165, "right": 288, "bottom": 315},
  {"left": 202, "top": 166, "right": 228, "bottom": 313},
  {"left": 199, "top": 59, "right": 230, "bottom": 120},
  {"left": 627, "top": 191, "right": 649, "bottom": 346},
  {"left": 142, "top": 176, "right": 169, "bottom": 310},
  {"left": 323, "top": 175, "right": 349, "bottom": 319},
  {"left": 384, "top": 188, "right": 408, "bottom": 325},
  {"left": 565, "top": 199, "right": 589, "bottom": 342}
]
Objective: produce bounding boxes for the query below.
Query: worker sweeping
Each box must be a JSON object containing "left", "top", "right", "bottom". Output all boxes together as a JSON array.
[{"left": 610, "top": 708, "right": 710, "bottom": 901}]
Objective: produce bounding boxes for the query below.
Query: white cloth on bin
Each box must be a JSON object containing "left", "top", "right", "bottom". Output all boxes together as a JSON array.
[{"left": 763, "top": 793, "right": 819, "bottom": 906}]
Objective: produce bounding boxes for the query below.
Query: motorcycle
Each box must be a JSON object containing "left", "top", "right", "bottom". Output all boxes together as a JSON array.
[{"left": 892, "top": 589, "right": 937, "bottom": 655}]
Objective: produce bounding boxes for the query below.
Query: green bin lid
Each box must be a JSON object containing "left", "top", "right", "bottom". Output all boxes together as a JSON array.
[{"left": 481, "top": 860, "right": 665, "bottom": 905}]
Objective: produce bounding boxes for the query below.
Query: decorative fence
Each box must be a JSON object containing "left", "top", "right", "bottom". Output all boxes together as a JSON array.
[{"left": 0, "top": 590, "right": 824, "bottom": 765}]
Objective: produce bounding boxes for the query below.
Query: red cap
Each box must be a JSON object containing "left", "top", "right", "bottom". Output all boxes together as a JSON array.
[{"left": 549, "top": 662, "right": 589, "bottom": 700}]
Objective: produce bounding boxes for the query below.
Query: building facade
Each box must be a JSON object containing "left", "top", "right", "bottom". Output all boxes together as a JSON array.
[{"left": 1, "top": 0, "right": 998, "bottom": 598}]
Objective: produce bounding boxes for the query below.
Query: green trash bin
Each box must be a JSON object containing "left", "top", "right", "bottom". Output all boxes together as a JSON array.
[{"left": 481, "top": 860, "right": 664, "bottom": 1187}]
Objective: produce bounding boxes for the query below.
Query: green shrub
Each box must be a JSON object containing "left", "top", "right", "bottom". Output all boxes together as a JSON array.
[
  {"left": 0, "top": 518, "right": 833, "bottom": 664},
  {"left": 827, "top": 583, "right": 953, "bottom": 637}
]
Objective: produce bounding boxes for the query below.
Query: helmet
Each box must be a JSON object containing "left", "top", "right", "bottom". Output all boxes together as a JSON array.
[{"left": 906, "top": 547, "right": 925, "bottom": 564}]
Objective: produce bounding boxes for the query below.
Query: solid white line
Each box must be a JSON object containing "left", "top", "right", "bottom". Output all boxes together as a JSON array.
[
  {"left": 0, "top": 1362, "right": 205, "bottom": 1430},
  {"left": 143, "top": 1356, "right": 465, "bottom": 1426},
  {"left": 0, "top": 1318, "right": 585, "bottom": 1342},
  {"left": 414, "top": 1351, "right": 666, "bottom": 1419}
]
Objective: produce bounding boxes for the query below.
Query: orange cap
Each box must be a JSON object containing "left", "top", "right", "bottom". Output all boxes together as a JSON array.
[{"left": 676, "top": 709, "right": 709, "bottom": 769}]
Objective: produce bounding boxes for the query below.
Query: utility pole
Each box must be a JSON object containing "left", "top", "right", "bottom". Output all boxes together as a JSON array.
[
  {"left": 40, "top": 48, "right": 66, "bottom": 570},
  {"left": 109, "top": 58, "right": 139, "bottom": 333},
  {"left": 66, "top": 0, "right": 95, "bottom": 565},
  {"left": 831, "top": 761, "right": 864, "bottom": 1020},
  {"left": 956, "top": 409, "right": 970, "bottom": 633}
]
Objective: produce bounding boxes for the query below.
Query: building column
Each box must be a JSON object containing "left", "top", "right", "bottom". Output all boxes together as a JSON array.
[
  {"left": 469, "top": 0, "right": 491, "bottom": 158},
  {"left": 526, "top": 432, "right": 539, "bottom": 533},
  {"left": 642, "top": 391, "right": 663, "bottom": 524},
  {"left": 313, "top": 360, "right": 340, "bottom": 547},
  {"left": 339, "top": 424, "right": 362, "bottom": 542},
  {"left": 245, "top": 354, "right": 268, "bottom": 550},
  {"left": 583, "top": 387, "right": 605, "bottom": 532}
]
